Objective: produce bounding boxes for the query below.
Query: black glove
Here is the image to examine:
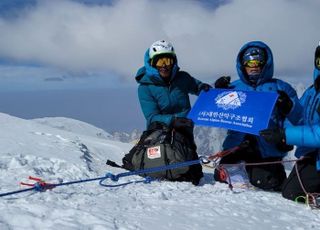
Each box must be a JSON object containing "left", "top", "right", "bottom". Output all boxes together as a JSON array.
[
  {"left": 239, "top": 139, "right": 250, "bottom": 149},
  {"left": 199, "top": 83, "right": 212, "bottom": 92},
  {"left": 172, "top": 117, "right": 194, "bottom": 129},
  {"left": 214, "top": 76, "right": 231, "bottom": 89},
  {"left": 259, "top": 128, "right": 286, "bottom": 145},
  {"left": 276, "top": 90, "right": 293, "bottom": 117},
  {"left": 241, "top": 134, "right": 258, "bottom": 151},
  {"left": 259, "top": 128, "right": 293, "bottom": 152}
]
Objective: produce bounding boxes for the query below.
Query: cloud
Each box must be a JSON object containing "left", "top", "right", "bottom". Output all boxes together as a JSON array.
[{"left": 0, "top": 0, "right": 319, "bottom": 83}]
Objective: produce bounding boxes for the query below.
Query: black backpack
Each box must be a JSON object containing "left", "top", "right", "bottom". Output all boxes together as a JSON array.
[{"left": 122, "top": 122, "right": 203, "bottom": 185}]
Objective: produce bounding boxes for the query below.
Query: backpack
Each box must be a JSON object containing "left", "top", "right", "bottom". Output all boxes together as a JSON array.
[{"left": 122, "top": 122, "right": 203, "bottom": 185}]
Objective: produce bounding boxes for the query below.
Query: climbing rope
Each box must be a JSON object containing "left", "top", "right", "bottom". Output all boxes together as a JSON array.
[
  {"left": 294, "top": 161, "right": 320, "bottom": 209},
  {"left": 1, "top": 145, "right": 317, "bottom": 208},
  {"left": 205, "top": 145, "right": 305, "bottom": 193},
  {"left": 0, "top": 158, "right": 203, "bottom": 198}
]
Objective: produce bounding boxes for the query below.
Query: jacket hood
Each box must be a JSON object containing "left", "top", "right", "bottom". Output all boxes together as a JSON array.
[
  {"left": 135, "top": 49, "right": 179, "bottom": 84},
  {"left": 236, "top": 41, "right": 274, "bottom": 86},
  {"left": 313, "top": 45, "right": 320, "bottom": 81}
]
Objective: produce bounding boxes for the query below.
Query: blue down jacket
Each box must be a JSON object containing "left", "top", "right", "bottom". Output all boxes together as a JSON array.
[
  {"left": 222, "top": 41, "right": 303, "bottom": 158},
  {"left": 135, "top": 49, "right": 205, "bottom": 128},
  {"left": 285, "top": 65, "right": 320, "bottom": 159}
]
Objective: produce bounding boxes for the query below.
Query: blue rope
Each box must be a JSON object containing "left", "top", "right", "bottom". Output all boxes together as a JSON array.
[
  {"left": 99, "top": 159, "right": 201, "bottom": 187},
  {"left": 0, "top": 187, "right": 36, "bottom": 197},
  {"left": 0, "top": 181, "right": 55, "bottom": 197},
  {"left": 0, "top": 176, "right": 108, "bottom": 198},
  {"left": 0, "top": 159, "right": 202, "bottom": 197},
  {"left": 99, "top": 176, "right": 155, "bottom": 187}
]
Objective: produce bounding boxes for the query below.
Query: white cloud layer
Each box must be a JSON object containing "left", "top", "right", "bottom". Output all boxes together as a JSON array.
[{"left": 0, "top": 0, "right": 319, "bottom": 83}]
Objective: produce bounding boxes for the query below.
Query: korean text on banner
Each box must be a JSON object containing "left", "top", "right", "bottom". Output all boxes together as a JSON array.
[{"left": 188, "top": 89, "right": 278, "bottom": 135}]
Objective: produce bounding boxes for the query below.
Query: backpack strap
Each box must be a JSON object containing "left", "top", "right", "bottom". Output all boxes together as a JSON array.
[{"left": 106, "top": 160, "right": 124, "bottom": 168}]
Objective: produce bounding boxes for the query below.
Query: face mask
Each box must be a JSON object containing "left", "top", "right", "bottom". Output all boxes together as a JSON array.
[
  {"left": 247, "top": 73, "right": 261, "bottom": 84},
  {"left": 244, "top": 64, "right": 262, "bottom": 84}
]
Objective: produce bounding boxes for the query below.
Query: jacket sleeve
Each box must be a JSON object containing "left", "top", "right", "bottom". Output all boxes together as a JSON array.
[
  {"left": 138, "top": 85, "right": 175, "bottom": 126},
  {"left": 286, "top": 125, "right": 320, "bottom": 147},
  {"left": 181, "top": 72, "right": 204, "bottom": 96},
  {"left": 277, "top": 81, "right": 304, "bottom": 125}
]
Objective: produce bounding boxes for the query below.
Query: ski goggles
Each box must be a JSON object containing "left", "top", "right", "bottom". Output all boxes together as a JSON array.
[
  {"left": 155, "top": 57, "right": 174, "bottom": 68},
  {"left": 243, "top": 60, "right": 264, "bottom": 68}
]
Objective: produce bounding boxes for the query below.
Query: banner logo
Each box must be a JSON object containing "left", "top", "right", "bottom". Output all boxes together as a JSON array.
[{"left": 215, "top": 91, "right": 247, "bottom": 110}]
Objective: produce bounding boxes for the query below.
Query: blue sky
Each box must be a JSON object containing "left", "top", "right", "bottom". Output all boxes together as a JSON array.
[{"left": 0, "top": 0, "right": 319, "bottom": 132}]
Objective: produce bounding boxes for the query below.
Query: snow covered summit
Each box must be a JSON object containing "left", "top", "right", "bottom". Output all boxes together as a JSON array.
[{"left": 0, "top": 113, "right": 319, "bottom": 230}]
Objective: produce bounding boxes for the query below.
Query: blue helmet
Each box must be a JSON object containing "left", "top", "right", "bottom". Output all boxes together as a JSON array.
[{"left": 242, "top": 47, "right": 266, "bottom": 65}]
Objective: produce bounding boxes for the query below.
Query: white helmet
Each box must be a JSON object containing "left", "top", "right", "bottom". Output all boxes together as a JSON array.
[{"left": 149, "top": 40, "right": 176, "bottom": 60}]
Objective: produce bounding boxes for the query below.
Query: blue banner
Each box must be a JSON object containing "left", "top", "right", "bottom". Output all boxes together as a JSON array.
[{"left": 188, "top": 89, "right": 278, "bottom": 135}]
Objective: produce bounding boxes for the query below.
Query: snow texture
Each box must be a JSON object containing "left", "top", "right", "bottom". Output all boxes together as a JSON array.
[{"left": 0, "top": 112, "right": 319, "bottom": 230}]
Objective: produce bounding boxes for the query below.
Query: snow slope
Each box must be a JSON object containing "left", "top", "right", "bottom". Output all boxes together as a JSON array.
[
  {"left": 33, "top": 116, "right": 114, "bottom": 140},
  {"left": 0, "top": 113, "right": 319, "bottom": 230}
]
